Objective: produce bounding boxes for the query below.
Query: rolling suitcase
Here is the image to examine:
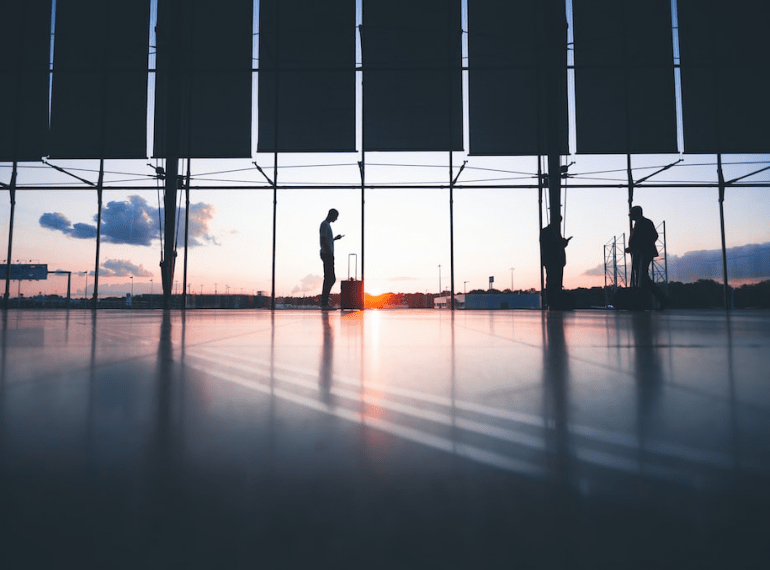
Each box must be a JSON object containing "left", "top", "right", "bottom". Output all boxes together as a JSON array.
[{"left": 340, "top": 254, "right": 364, "bottom": 310}]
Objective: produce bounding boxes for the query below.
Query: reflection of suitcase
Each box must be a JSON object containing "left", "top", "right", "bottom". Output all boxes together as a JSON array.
[
  {"left": 613, "top": 287, "right": 653, "bottom": 311},
  {"left": 341, "top": 254, "right": 364, "bottom": 310}
]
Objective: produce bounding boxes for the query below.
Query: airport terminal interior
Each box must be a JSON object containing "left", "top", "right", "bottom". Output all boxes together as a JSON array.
[
  {"left": 2, "top": 308, "right": 769, "bottom": 568},
  {"left": 3, "top": 0, "right": 769, "bottom": 566}
]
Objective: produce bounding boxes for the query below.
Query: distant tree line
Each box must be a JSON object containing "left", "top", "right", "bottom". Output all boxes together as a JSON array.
[
  {"left": 276, "top": 280, "right": 770, "bottom": 309},
  {"left": 12, "top": 279, "right": 768, "bottom": 310},
  {"left": 670, "top": 279, "right": 770, "bottom": 309},
  {"left": 571, "top": 280, "right": 770, "bottom": 309},
  {"left": 282, "top": 281, "right": 768, "bottom": 309}
]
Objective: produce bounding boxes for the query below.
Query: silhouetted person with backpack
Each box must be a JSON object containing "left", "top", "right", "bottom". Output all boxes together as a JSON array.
[{"left": 626, "top": 206, "right": 667, "bottom": 309}]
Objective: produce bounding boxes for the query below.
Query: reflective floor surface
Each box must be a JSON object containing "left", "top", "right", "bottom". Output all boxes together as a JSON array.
[{"left": 2, "top": 308, "right": 769, "bottom": 568}]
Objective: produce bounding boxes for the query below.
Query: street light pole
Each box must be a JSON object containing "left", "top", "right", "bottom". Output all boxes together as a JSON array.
[
  {"left": 130, "top": 276, "right": 134, "bottom": 307},
  {"left": 510, "top": 267, "right": 515, "bottom": 292},
  {"left": 438, "top": 265, "right": 442, "bottom": 295}
]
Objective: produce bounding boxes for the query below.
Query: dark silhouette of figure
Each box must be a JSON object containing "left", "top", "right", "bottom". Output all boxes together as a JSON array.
[
  {"left": 320, "top": 208, "right": 343, "bottom": 310},
  {"left": 540, "top": 212, "right": 572, "bottom": 309},
  {"left": 626, "top": 206, "right": 666, "bottom": 309}
]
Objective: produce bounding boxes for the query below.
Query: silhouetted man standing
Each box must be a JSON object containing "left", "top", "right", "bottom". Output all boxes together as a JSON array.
[
  {"left": 626, "top": 205, "right": 666, "bottom": 309},
  {"left": 320, "top": 208, "right": 343, "bottom": 310},
  {"left": 540, "top": 212, "right": 571, "bottom": 309}
]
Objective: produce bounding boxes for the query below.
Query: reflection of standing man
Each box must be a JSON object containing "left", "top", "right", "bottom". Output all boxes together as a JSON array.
[
  {"left": 320, "top": 312, "right": 333, "bottom": 404},
  {"left": 626, "top": 206, "right": 666, "bottom": 309},
  {"left": 320, "top": 208, "right": 343, "bottom": 310},
  {"left": 540, "top": 212, "right": 572, "bottom": 309}
]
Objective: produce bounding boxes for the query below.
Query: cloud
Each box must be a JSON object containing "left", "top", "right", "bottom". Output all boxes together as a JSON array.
[
  {"left": 71, "top": 222, "right": 98, "bottom": 239},
  {"left": 99, "top": 196, "right": 157, "bottom": 245},
  {"left": 292, "top": 274, "right": 322, "bottom": 294},
  {"left": 185, "top": 202, "right": 218, "bottom": 246},
  {"left": 40, "top": 212, "right": 98, "bottom": 240},
  {"left": 667, "top": 242, "right": 770, "bottom": 282},
  {"left": 584, "top": 264, "right": 604, "bottom": 277},
  {"left": 39, "top": 195, "right": 217, "bottom": 247},
  {"left": 585, "top": 242, "right": 770, "bottom": 282},
  {"left": 39, "top": 212, "right": 73, "bottom": 232},
  {"left": 98, "top": 259, "right": 153, "bottom": 278}
]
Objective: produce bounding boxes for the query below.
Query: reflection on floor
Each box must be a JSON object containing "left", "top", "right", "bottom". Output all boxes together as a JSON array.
[{"left": 1, "top": 309, "right": 769, "bottom": 568}]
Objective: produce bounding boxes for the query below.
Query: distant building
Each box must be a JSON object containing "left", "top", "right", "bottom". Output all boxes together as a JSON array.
[
  {"left": 435, "top": 293, "right": 540, "bottom": 310},
  {"left": 434, "top": 294, "right": 463, "bottom": 309}
]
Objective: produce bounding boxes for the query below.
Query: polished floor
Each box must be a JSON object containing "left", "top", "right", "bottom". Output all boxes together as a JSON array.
[{"left": 1, "top": 308, "right": 769, "bottom": 568}]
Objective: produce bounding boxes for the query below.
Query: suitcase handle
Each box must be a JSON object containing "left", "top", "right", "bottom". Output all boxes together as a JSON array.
[{"left": 348, "top": 253, "right": 357, "bottom": 281}]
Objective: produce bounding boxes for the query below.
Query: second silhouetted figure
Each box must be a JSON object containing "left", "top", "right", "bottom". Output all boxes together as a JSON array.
[
  {"left": 540, "top": 212, "right": 572, "bottom": 310},
  {"left": 626, "top": 206, "right": 666, "bottom": 309}
]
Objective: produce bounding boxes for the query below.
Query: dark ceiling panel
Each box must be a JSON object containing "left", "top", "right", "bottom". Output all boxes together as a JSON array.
[
  {"left": 678, "top": 0, "right": 770, "bottom": 153},
  {"left": 468, "top": 0, "right": 568, "bottom": 156},
  {"left": 49, "top": 0, "right": 150, "bottom": 159},
  {"left": 363, "top": 0, "right": 463, "bottom": 152},
  {"left": 573, "top": 0, "right": 677, "bottom": 154},
  {"left": 154, "top": 0, "right": 253, "bottom": 158},
  {"left": 258, "top": 0, "right": 356, "bottom": 153},
  {"left": 0, "top": 0, "right": 52, "bottom": 161}
]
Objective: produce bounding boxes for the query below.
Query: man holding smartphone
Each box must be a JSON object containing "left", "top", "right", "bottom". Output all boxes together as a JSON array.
[{"left": 320, "top": 208, "right": 343, "bottom": 310}]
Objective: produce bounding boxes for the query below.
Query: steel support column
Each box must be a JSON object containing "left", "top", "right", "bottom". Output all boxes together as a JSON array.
[
  {"left": 271, "top": 155, "right": 277, "bottom": 310},
  {"left": 541, "top": 0, "right": 567, "bottom": 264},
  {"left": 449, "top": 154, "right": 455, "bottom": 309},
  {"left": 538, "top": 157, "right": 545, "bottom": 309},
  {"left": 717, "top": 154, "right": 730, "bottom": 310},
  {"left": 157, "top": 0, "right": 185, "bottom": 309},
  {"left": 182, "top": 160, "right": 190, "bottom": 310},
  {"left": 627, "top": 155, "right": 635, "bottom": 235},
  {"left": 92, "top": 161, "right": 104, "bottom": 310},
  {"left": 358, "top": 24, "right": 366, "bottom": 307},
  {"left": 3, "top": 163, "right": 17, "bottom": 310},
  {"left": 161, "top": 160, "right": 178, "bottom": 309}
]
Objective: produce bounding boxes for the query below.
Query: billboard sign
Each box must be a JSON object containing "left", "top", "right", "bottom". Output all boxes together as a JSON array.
[{"left": 6, "top": 264, "right": 49, "bottom": 280}]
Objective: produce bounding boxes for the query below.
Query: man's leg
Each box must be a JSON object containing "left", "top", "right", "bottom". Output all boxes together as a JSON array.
[
  {"left": 640, "top": 256, "right": 666, "bottom": 307},
  {"left": 321, "top": 253, "right": 335, "bottom": 307},
  {"left": 545, "top": 264, "right": 563, "bottom": 309},
  {"left": 630, "top": 255, "right": 639, "bottom": 287}
]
